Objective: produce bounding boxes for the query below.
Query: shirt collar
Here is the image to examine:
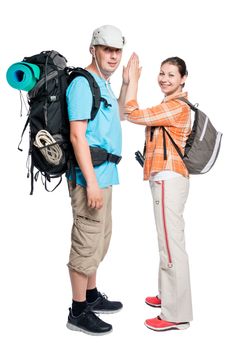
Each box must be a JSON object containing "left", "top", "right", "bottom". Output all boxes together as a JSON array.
[
  {"left": 163, "top": 91, "right": 188, "bottom": 102},
  {"left": 87, "top": 70, "right": 110, "bottom": 86}
]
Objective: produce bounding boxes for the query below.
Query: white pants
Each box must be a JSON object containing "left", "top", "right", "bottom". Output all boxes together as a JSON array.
[{"left": 150, "top": 177, "right": 193, "bottom": 322}]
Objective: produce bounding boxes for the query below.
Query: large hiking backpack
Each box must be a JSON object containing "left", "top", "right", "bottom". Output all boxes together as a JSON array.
[
  {"left": 162, "top": 97, "right": 223, "bottom": 174},
  {"left": 14, "top": 50, "right": 103, "bottom": 194}
]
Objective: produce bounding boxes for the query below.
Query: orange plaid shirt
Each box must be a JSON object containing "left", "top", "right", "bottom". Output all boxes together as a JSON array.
[{"left": 125, "top": 92, "right": 191, "bottom": 180}]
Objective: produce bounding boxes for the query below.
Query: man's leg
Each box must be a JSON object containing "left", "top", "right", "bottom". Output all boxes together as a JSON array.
[
  {"left": 69, "top": 270, "right": 97, "bottom": 301},
  {"left": 66, "top": 185, "right": 112, "bottom": 335},
  {"left": 69, "top": 269, "right": 88, "bottom": 317},
  {"left": 69, "top": 270, "right": 98, "bottom": 315},
  {"left": 87, "top": 272, "right": 97, "bottom": 290},
  {"left": 69, "top": 269, "right": 88, "bottom": 301},
  {"left": 86, "top": 187, "right": 123, "bottom": 313}
]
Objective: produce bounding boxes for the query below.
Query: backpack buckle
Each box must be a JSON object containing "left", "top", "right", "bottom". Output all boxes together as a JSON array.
[
  {"left": 48, "top": 95, "right": 57, "bottom": 102},
  {"left": 107, "top": 153, "right": 122, "bottom": 164}
]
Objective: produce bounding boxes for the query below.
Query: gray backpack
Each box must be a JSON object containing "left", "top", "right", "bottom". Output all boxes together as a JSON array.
[{"left": 162, "top": 97, "right": 222, "bottom": 174}]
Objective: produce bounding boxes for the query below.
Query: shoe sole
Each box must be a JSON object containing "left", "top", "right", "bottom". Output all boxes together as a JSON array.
[
  {"left": 145, "top": 301, "right": 161, "bottom": 308},
  {"left": 91, "top": 307, "right": 123, "bottom": 314},
  {"left": 144, "top": 321, "right": 190, "bottom": 331},
  {"left": 66, "top": 322, "right": 113, "bottom": 336}
]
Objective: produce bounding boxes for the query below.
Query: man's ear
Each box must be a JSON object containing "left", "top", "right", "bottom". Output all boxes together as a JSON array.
[{"left": 90, "top": 46, "right": 95, "bottom": 57}]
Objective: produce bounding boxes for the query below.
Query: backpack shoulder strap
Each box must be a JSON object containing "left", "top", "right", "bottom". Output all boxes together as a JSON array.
[
  {"left": 162, "top": 126, "right": 184, "bottom": 160},
  {"left": 68, "top": 67, "right": 101, "bottom": 120},
  {"left": 176, "top": 96, "right": 198, "bottom": 112}
]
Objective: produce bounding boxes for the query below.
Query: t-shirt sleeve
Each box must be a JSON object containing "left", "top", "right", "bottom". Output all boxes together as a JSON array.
[{"left": 66, "top": 76, "right": 93, "bottom": 121}]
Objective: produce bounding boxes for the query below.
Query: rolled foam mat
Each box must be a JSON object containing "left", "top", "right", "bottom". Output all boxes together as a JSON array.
[{"left": 6, "top": 62, "right": 40, "bottom": 91}]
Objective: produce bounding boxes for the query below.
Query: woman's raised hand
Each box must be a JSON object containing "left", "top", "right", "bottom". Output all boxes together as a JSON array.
[
  {"left": 129, "top": 53, "right": 142, "bottom": 82},
  {"left": 122, "top": 53, "right": 142, "bottom": 85}
]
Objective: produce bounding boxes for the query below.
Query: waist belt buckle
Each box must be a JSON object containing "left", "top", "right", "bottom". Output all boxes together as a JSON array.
[{"left": 107, "top": 153, "right": 122, "bottom": 164}]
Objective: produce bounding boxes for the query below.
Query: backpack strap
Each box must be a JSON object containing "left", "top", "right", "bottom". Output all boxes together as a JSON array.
[
  {"left": 162, "top": 127, "right": 184, "bottom": 160},
  {"left": 18, "top": 115, "right": 30, "bottom": 151},
  {"left": 160, "top": 97, "right": 197, "bottom": 161},
  {"left": 162, "top": 127, "right": 167, "bottom": 160},
  {"left": 42, "top": 174, "right": 63, "bottom": 193},
  {"left": 68, "top": 67, "right": 106, "bottom": 120},
  {"left": 144, "top": 97, "right": 197, "bottom": 167},
  {"left": 147, "top": 125, "right": 184, "bottom": 162},
  {"left": 176, "top": 96, "right": 198, "bottom": 112}
]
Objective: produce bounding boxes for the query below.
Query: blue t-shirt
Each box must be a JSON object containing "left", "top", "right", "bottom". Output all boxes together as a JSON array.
[{"left": 66, "top": 71, "right": 122, "bottom": 188}]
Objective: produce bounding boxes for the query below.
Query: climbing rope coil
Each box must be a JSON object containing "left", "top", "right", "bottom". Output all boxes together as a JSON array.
[{"left": 33, "top": 130, "right": 63, "bottom": 165}]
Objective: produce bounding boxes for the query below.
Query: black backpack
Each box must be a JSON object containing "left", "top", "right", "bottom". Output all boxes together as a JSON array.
[{"left": 17, "top": 50, "right": 120, "bottom": 194}]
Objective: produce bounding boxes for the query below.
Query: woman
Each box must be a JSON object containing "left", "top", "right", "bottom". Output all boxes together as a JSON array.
[{"left": 125, "top": 55, "right": 193, "bottom": 331}]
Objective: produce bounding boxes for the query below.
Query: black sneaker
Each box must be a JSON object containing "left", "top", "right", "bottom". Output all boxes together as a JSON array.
[
  {"left": 66, "top": 307, "right": 112, "bottom": 336},
  {"left": 88, "top": 292, "right": 123, "bottom": 314}
]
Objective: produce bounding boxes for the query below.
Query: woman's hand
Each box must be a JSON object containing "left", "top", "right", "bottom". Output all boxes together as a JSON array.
[
  {"left": 129, "top": 53, "right": 142, "bottom": 82},
  {"left": 118, "top": 53, "right": 139, "bottom": 120},
  {"left": 124, "top": 53, "right": 142, "bottom": 104},
  {"left": 122, "top": 53, "right": 140, "bottom": 85}
]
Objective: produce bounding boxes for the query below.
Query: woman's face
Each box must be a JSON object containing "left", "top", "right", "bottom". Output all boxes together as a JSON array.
[{"left": 157, "top": 63, "right": 187, "bottom": 96}]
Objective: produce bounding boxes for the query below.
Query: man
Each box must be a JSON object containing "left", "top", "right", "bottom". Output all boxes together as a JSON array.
[{"left": 66, "top": 25, "right": 131, "bottom": 335}]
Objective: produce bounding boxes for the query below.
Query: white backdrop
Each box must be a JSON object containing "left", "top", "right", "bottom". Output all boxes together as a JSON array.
[{"left": 0, "top": 0, "right": 233, "bottom": 349}]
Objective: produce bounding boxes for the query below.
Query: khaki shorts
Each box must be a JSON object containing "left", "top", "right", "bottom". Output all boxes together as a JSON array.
[{"left": 67, "top": 184, "right": 112, "bottom": 276}]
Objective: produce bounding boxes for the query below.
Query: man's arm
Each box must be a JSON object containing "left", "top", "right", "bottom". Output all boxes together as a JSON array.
[{"left": 70, "top": 120, "right": 103, "bottom": 209}]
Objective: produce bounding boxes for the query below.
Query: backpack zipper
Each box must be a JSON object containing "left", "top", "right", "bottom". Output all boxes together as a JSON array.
[{"left": 161, "top": 180, "right": 173, "bottom": 268}]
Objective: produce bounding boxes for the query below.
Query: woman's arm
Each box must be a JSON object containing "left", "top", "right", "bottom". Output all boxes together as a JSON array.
[
  {"left": 125, "top": 99, "right": 184, "bottom": 127},
  {"left": 125, "top": 53, "right": 142, "bottom": 104},
  {"left": 118, "top": 53, "right": 135, "bottom": 120}
]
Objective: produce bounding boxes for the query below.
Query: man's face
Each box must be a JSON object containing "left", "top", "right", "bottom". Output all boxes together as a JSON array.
[{"left": 94, "top": 45, "right": 122, "bottom": 77}]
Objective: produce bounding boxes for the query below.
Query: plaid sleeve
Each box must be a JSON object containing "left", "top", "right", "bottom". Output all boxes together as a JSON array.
[{"left": 125, "top": 99, "right": 184, "bottom": 127}]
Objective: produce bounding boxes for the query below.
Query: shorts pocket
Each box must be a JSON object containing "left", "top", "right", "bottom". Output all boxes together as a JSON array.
[
  {"left": 76, "top": 215, "right": 101, "bottom": 234},
  {"left": 72, "top": 215, "right": 102, "bottom": 257}
]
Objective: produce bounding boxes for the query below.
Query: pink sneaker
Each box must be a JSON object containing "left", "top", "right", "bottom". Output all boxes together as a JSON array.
[
  {"left": 145, "top": 296, "right": 161, "bottom": 308},
  {"left": 145, "top": 316, "right": 190, "bottom": 331}
]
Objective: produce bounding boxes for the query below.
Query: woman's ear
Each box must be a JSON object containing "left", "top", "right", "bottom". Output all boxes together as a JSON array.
[{"left": 181, "top": 74, "right": 187, "bottom": 86}]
